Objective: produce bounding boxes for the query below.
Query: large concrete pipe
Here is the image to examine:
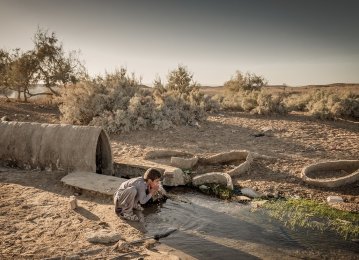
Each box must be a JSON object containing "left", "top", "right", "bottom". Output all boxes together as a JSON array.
[{"left": 0, "top": 121, "right": 113, "bottom": 174}]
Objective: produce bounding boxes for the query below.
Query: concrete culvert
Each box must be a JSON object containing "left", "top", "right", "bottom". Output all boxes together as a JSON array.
[{"left": 0, "top": 121, "right": 113, "bottom": 174}]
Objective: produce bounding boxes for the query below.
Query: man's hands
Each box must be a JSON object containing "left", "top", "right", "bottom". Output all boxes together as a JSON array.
[{"left": 149, "top": 184, "right": 160, "bottom": 195}]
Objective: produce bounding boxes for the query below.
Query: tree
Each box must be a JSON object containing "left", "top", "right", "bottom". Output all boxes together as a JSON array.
[
  {"left": 0, "top": 48, "right": 38, "bottom": 101},
  {"left": 33, "top": 28, "right": 86, "bottom": 97},
  {"left": 224, "top": 71, "right": 267, "bottom": 92},
  {"left": 8, "top": 50, "right": 38, "bottom": 101},
  {"left": 166, "top": 65, "right": 199, "bottom": 94},
  {"left": 153, "top": 75, "right": 166, "bottom": 96},
  {"left": 0, "top": 49, "right": 12, "bottom": 99},
  {"left": 0, "top": 28, "right": 86, "bottom": 101}
]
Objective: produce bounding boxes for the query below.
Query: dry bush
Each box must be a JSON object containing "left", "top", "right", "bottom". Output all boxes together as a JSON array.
[
  {"left": 212, "top": 94, "right": 243, "bottom": 111},
  {"left": 241, "top": 91, "right": 259, "bottom": 112},
  {"left": 58, "top": 81, "right": 113, "bottom": 125},
  {"left": 224, "top": 71, "right": 267, "bottom": 92},
  {"left": 58, "top": 67, "right": 218, "bottom": 133},
  {"left": 284, "top": 90, "right": 359, "bottom": 119},
  {"left": 283, "top": 93, "right": 312, "bottom": 111},
  {"left": 253, "top": 92, "right": 287, "bottom": 115},
  {"left": 217, "top": 70, "right": 286, "bottom": 115},
  {"left": 216, "top": 90, "right": 287, "bottom": 115},
  {"left": 330, "top": 93, "right": 359, "bottom": 118},
  {"left": 307, "top": 90, "right": 359, "bottom": 119}
]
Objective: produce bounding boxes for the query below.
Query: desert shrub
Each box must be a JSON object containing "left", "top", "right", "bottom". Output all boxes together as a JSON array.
[
  {"left": 224, "top": 71, "right": 267, "bottom": 92},
  {"left": 253, "top": 92, "right": 287, "bottom": 115},
  {"left": 165, "top": 65, "right": 199, "bottom": 94},
  {"left": 217, "top": 70, "right": 286, "bottom": 115},
  {"left": 306, "top": 90, "right": 359, "bottom": 119},
  {"left": 58, "top": 68, "right": 136, "bottom": 125},
  {"left": 201, "top": 94, "right": 221, "bottom": 112},
  {"left": 58, "top": 81, "right": 111, "bottom": 124},
  {"left": 329, "top": 92, "right": 359, "bottom": 118},
  {"left": 216, "top": 89, "right": 287, "bottom": 115},
  {"left": 213, "top": 93, "right": 244, "bottom": 111},
  {"left": 59, "top": 66, "right": 218, "bottom": 133},
  {"left": 215, "top": 90, "right": 259, "bottom": 112},
  {"left": 241, "top": 91, "right": 259, "bottom": 111},
  {"left": 284, "top": 93, "right": 312, "bottom": 111},
  {"left": 283, "top": 90, "right": 359, "bottom": 119}
]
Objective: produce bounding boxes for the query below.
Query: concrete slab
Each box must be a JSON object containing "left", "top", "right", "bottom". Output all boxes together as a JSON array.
[{"left": 61, "top": 171, "right": 127, "bottom": 196}]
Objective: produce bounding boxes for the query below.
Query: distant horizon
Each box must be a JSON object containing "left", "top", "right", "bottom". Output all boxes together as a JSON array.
[
  {"left": 1, "top": 0, "right": 359, "bottom": 86},
  {"left": 140, "top": 81, "right": 359, "bottom": 88}
]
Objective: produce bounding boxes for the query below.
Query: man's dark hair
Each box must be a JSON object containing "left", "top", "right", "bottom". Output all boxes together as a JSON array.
[{"left": 144, "top": 168, "right": 162, "bottom": 181}]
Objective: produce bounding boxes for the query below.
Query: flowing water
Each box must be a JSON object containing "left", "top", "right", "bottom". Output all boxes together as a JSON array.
[{"left": 140, "top": 189, "right": 358, "bottom": 259}]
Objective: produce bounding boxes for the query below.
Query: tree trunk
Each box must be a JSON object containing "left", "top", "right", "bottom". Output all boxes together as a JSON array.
[
  {"left": 17, "top": 88, "right": 21, "bottom": 100},
  {"left": 23, "top": 91, "right": 27, "bottom": 102}
]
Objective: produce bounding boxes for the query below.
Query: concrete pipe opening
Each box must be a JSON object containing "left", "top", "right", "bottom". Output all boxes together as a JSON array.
[
  {"left": 0, "top": 121, "right": 113, "bottom": 175},
  {"left": 95, "top": 130, "right": 113, "bottom": 174}
]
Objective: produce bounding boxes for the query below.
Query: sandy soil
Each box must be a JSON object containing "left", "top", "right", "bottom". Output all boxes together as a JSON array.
[
  {"left": 0, "top": 168, "right": 188, "bottom": 259},
  {"left": 111, "top": 112, "right": 359, "bottom": 204},
  {"left": 0, "top": 97, "right": 358, "bottom": 259}
]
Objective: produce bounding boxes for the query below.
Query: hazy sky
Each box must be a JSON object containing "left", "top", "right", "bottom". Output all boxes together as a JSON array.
[{"left": 1, "top": 0, "right": 358, "bottom": 86}]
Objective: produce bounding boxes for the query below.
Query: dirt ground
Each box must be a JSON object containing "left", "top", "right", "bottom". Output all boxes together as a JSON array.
[
  {"left": 0, "top": 97, "right": 358, "bottom": 259},
  {"left": 111, "top": 112, "right": 359, "bottom": 205}
]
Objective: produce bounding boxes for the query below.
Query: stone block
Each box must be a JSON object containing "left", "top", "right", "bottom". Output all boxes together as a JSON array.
[
  {"left": 327, "top": 196, "right": 344, "bottom": 203},
  {"left": 192, "top": 172, "right": 233, "bottom": 190},
  {"left": 170, "top": 156, "right": 198, "bottom": 169}
]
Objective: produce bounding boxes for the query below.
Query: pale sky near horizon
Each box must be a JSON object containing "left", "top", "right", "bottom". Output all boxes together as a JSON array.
[{"left": 1, "top": 0, "right": 358, "bottom": 86}]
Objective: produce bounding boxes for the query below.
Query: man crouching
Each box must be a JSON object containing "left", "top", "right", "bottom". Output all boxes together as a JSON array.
[{"left": 114, "top": 168, "right": 162, "bottom": 221}]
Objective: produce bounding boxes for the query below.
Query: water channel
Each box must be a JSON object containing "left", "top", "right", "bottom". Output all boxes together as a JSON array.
[{"left": 140, "top": 189, "right": 358, "bottom": 259}]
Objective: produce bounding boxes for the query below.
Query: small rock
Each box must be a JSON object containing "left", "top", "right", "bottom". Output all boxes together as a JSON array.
[
  {"left": 144, "top": 238, "right": 157, "bottom": 249},
  {"left": 240, "top": 188, "right": 261, "bottom": 198},
  {"left": 65, "top": 255, "right": 81, "bottom": 260},
  {"left": 199, "top": 185, "right": 210, "bottom": 192},
  {"left": 69, "top": 196, "right": 78, "bottom": 209},
  {"left": 86, "top": 229, "right": 122, "bottom": 244},
  {"left": 98, "top": 222, "right": 110, "bottom": 228},
  {"left": 327, "top": 196, "right": 344, "bottom": 203},
  {"left": 115, "top": 240, "right": 130, "bottom": 252},
  {"left": 26, "top": 114, "right": 30, "bottom": 118},
  {"left": 291, "top": 195, "right": 301, "bottom": 200},
  {"left": 253, "top": 133, "right": 265, "bottom": 138},
  {"left": 233, "top": 195, "right": 251, "bottom": 203},
  {"left": 263, "top": 192, "right": 274, "bottom": 198},
  {"left": 1, "top": 116, "right": 10, "bottom": 121},
  {"left": 251, "top": 200, "right": 268, "bottom": 208}
]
